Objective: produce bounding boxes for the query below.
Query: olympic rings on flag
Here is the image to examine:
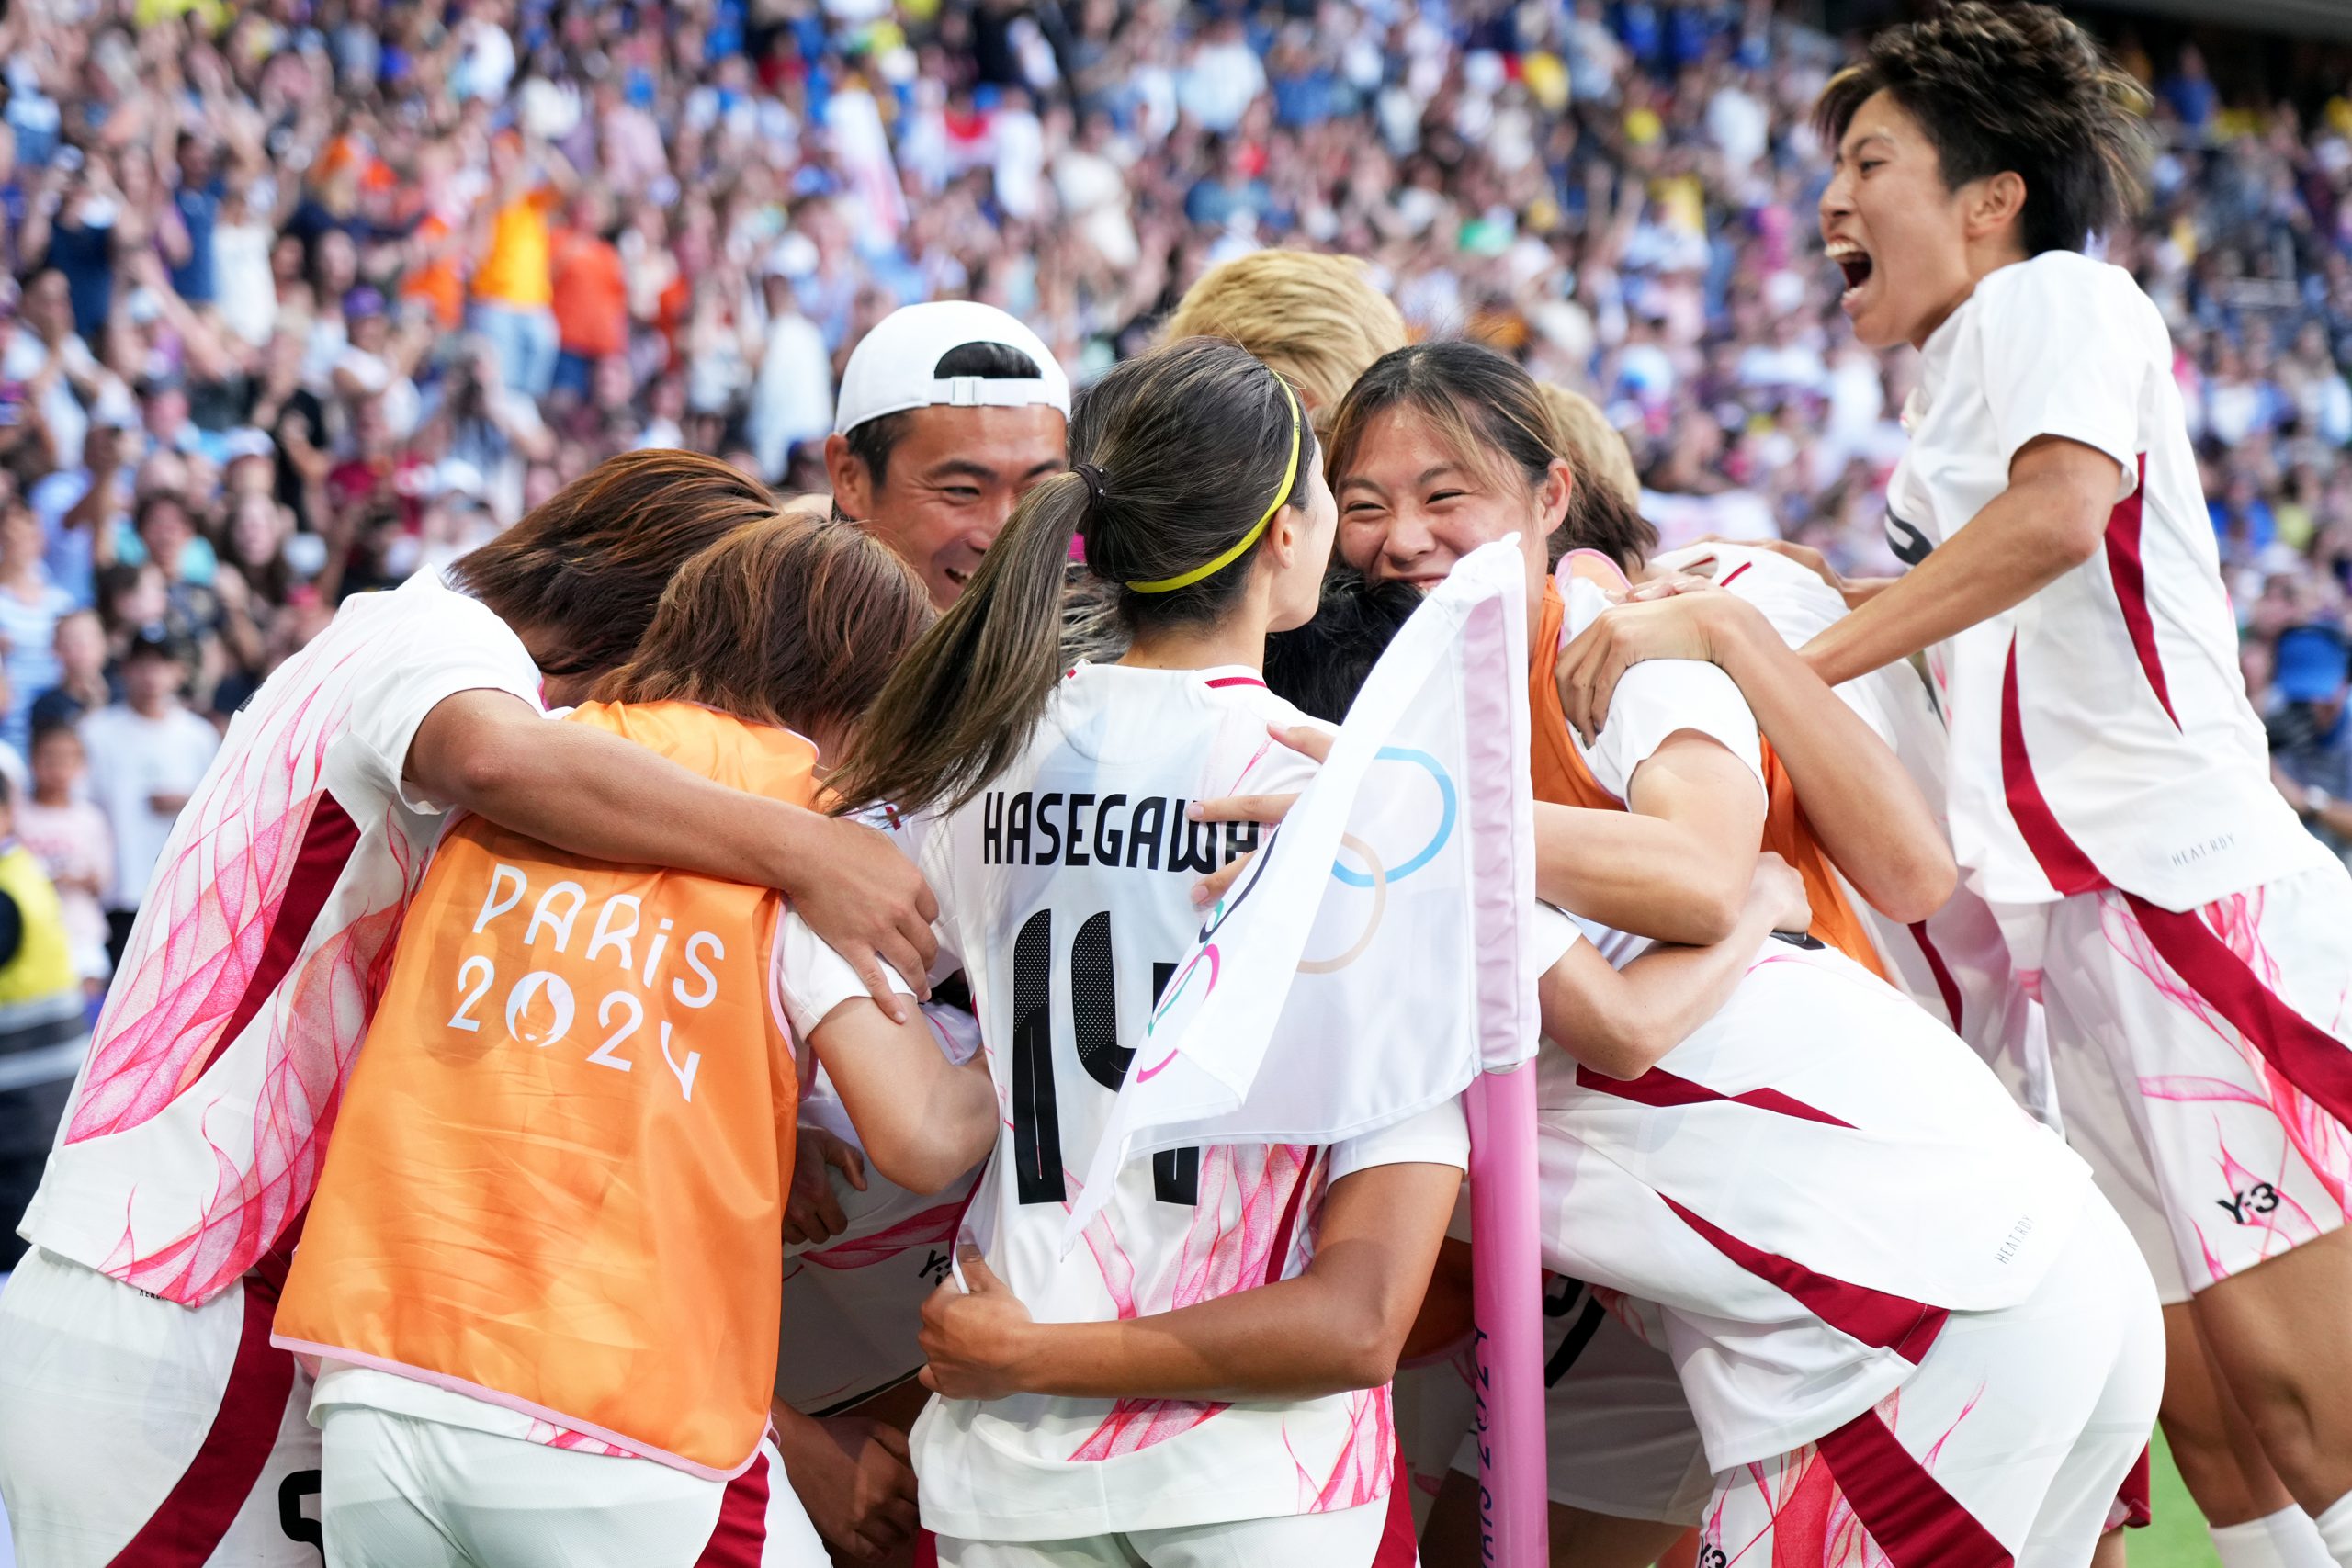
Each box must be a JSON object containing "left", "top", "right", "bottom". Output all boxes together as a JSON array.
[
  {"left": 1330, "top": 747, "right": 1456, "bottom": 887},
  {"left": 1299, "top": 833, "right": 1386, "bottom": 974}
]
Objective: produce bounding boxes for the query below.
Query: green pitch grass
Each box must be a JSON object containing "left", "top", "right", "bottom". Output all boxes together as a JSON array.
[{"left": 2141, "top": 1431, "right": 2220, "bottom": 1568}]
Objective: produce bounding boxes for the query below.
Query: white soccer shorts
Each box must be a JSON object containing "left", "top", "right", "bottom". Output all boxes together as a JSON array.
[
  {"left": 2028, "top": 863, "right": 2352, "bottom": 1293},
  {"left": 0, "top": 1247, "right": 321, "bottom": 1568},
  {"left": 319, "top": 1404, "right": 825, "bottom": 1568},
  {"left": 1701, "top": 1199, "right": 2161, "bottom": 1568},
  {"left": 931, "top": 1490, "right": 1415, "bottom": 1567}
]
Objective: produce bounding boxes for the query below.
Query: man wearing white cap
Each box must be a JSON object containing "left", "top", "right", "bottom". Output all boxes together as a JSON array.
[{"left": 824, "top": 300, "right": 1069, "bottom": 608}]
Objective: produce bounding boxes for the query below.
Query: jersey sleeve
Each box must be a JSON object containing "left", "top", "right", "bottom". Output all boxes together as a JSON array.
[
  {"left": 1527, "top": 901, "right": 1585, "bottom": 974},
  {"left": 1328, "top": 1094, "right": 1470, "bottom": 1181},
  {"left": 774, "top": 910, "right": 921, "bottom": 1037},
  {"left": 1579, "top": 659, "right": 1766, "bottom": 804},
  {"left": 1976, "top": 259, "right": 2147, "bottom": 500},
  {"left": 343, "top": 583, "right": 547, "bottom": 816}
]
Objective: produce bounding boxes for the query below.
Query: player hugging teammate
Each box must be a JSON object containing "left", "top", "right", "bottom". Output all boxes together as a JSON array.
[{"left": 7, "top": 6, "right": 2351, "bottom": 1568}]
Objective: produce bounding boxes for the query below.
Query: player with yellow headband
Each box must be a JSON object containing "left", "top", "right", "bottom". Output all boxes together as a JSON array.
[{"left": 821, "top": 336, "right": 1457, "bottom": 1567}]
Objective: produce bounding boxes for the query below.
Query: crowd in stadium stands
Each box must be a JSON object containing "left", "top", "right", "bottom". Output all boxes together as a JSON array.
[{"left": 0, "top": 0, "right": 2349, "bottom": 998}]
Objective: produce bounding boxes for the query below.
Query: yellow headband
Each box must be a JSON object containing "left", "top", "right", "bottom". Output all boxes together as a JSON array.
[{"left": 1125, "top": 382, "right": 1303, "bottom": 594}]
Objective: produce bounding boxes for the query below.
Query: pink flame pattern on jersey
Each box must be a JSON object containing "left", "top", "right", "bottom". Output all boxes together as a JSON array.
[
  {"left": 2096, "top": 888, "right": 2352, "bottom": 1283},
  {"left": 1289, "top": 1385, "right": 1396, "bottom": 1513},
  {"left": 65, "top": 637, "right": 445, "bottom": 1303},
  {"left": 1067, "top": 1143, "right": 1329, "bottom": 1467},
  {"left": 67, "top": 653, "right": 362, "bottom": 1138}
]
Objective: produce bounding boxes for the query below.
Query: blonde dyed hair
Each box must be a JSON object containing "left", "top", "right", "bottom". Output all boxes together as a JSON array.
[
  {"left": 1534, "top": 383, "right": 1642, "bottom": 510},
  {"left": 1161, "top": 251, "right": 1408, "bottom": 433}
]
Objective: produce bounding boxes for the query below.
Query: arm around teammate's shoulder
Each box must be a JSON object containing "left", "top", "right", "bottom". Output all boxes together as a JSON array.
[{"left": 405, "top": 689, "right": 939, "bottom": 1017}]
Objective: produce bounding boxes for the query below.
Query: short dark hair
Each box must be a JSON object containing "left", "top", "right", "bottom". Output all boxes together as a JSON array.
[
  {"left": 1814, "top": 1, "right": 2151, "bottom": 256},
  {"left": 842, "top": 340, "right": 1047, "bottom": 490},
  {"left": 1261, "top": 570, "right": 1422, "bottom": 724}
]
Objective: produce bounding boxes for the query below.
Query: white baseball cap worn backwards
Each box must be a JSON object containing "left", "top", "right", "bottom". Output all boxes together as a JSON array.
[{"left": 832, "top": 300, "right": 1071, "bottom": 435}]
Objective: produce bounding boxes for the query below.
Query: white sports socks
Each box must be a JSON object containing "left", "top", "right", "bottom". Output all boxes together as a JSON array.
[
  {"left": 2314, "top": 1492, "right": 2352, "bottom": 1568},
  {"left": 2211, "top": 1506, "right": 2335, "bottom": 1568}
]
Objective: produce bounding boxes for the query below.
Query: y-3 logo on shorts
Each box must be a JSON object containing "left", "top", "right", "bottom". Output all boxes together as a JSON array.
[
  {"left": 2218, "top": 1183, "right": 2280, "bottom": 1224},
  {"left": 920, "top": 1249, "right": 955, "bottom": 1283},
  {"left": 1694, "top": 1542, "right": 1729, "bottom": 1568}
]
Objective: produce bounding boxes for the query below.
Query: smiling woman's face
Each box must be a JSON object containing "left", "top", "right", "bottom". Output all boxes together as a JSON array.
[{"left": 1335, "top": 405, "right": 1554, "bottom": 596}]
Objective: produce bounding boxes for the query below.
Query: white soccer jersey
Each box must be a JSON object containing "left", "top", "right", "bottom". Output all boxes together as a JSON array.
[
  {"left": 22, "top": 571, "right": 544, "bottom": 1305},
  {"left": 1658, "top": 541, "right": 2049, "bottom": 1110},
  {"left": 1529, "top": 908, "right": 2092, "bottom": 1472},
  {"left": 1884, "top": 251, "right": 2330, "bottom": 910},
  {"left": 899, "top": 661, "right": 1469, "bottom": 1543}
]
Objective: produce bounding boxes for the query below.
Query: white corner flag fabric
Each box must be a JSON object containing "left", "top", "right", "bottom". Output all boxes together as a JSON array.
[{"left": 1064, "top": 538, "right": 1542, "bottom": 1248}]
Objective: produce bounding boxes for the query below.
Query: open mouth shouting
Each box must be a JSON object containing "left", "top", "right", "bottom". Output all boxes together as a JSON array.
[{"left": 1826, "top": 239, "right": 1873, "bottom": 309}]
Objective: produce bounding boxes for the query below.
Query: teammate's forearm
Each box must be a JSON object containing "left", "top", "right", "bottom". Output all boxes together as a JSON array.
[
  {"left": 435, "top": 715, "right": 823, "bottom": 893},
  {"left": 1713, "top": 614, "right": 1954, "bottom": 922},
  {"left": 814, "top": 1005, "right": 995, "bottom": 1193},
  {"left": 1002, "top": 1274, "right": 1388, "bottom": 1402},
  {"left": 1532, "top": 803, "right": 1748, "bottom": 946},
  {"left": 1540, "top": 895, "right": 1778, "bottom": 1080},
  {"left": 990, "top": 1167, "right": 1458, "bottom": 1402},
  {"left": 1802, "top": 469, "right": 2105, "bottom": 687}
]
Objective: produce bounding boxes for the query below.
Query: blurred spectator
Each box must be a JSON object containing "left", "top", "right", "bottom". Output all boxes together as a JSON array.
[
  {"left": 0, "top": 766, "right": 89, "bottom": 1270},
  {"left": 27, "top": 608, "right": 113, "bottom": 735},
  {"left": 80, "top": 631, "right": 217, "bottom": 966},
  {"left": 2267, "top": 623, "right": 2352, "bottom": 862},
  {"left": 17, "top": 719, "right": 109, "bottom": 994},
  {"left": 0, "top": 496, "right": 74, "bottom": 753}
]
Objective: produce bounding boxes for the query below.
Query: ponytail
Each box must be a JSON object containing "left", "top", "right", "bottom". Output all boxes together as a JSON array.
[
  {"left": 830, "top": 470, "right": 1090, "bottom": 817},
  {"left": 836, "top": 335, "right": 1307, "bottom": 818}
]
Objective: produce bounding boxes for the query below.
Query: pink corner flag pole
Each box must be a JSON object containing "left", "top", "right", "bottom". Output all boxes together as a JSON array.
[{"left": 1467, "top": 1065, "right": 1549, "bottom": 1566}]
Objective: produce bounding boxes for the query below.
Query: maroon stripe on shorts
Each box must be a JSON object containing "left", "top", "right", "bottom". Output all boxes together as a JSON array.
[
  {"left": 1998, "top": 638, "right": 2108, "bottom": 897},
  {"left": 1815, "top": 1404, "right": 2014, "bottom": 1568},
  {"left": 107, "top": 1283, "right": 296, "bottom": 1566},
  {"left": 1661, "top": 1197, "right": 1946, "bottom": 1363},
  {"left": 1369, "top": 1434, "right": 1419, "bottom": 1567},
  {"left": 2122, "top": 893, "right": 2352, "bottom": 1130},
  {"left": 1718, "top": 560, "right": 1754, "bottom": 589},
  {"left": 205, "top": 795, "right": 363, "bottom": 1078},
  {"left": 693, "top": 1445, "right": 771, "bottom": 1567},
  {"left": 2102, "top": 457, "right": 2177, "bottom": 729},
  {"left": 1908, "top": 921, "right": 1964, "bottom": 1033},
  {"left": 1575, "top": 1064, "right": 1855, "bottom": 1128},
  {"left": 2114, "top": 1444, "right": 2153, "bottom": 1529}
]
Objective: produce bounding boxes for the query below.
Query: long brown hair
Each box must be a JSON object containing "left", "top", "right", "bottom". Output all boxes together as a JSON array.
[
  {"left": 595, "top": 513, "right": 933, "bottom": 744},
  {"left": 831, "top": 336, "right": 1312, "bottom": 818},
  {"left": 448, "top": 449, "right": 780, "bottom": 680}
]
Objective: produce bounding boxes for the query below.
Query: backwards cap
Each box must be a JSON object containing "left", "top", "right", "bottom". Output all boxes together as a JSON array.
[{"left": 833, "top": 300, "right": 1071, "bottom": 435}]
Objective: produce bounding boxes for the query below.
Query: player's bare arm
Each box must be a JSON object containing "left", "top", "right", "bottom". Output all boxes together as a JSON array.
[
  {"left": 1799, "top": 435, "right": 2124, "bottom": 689},
  {"left": 1558, "top": 589, "right": 1956, "bottom": 922},
  {"left": 407, "top": 687, "right": 940, "bottom": 1019},
  {"left": 916, "top": 1157, "right": 1462, "bottom": 1404},
  {"left": 1538, "top": 852, "right": 1811, "bottom": 1081},
  {"left": 804, "top": 998, "right": 997, "bottom": 1195}
]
